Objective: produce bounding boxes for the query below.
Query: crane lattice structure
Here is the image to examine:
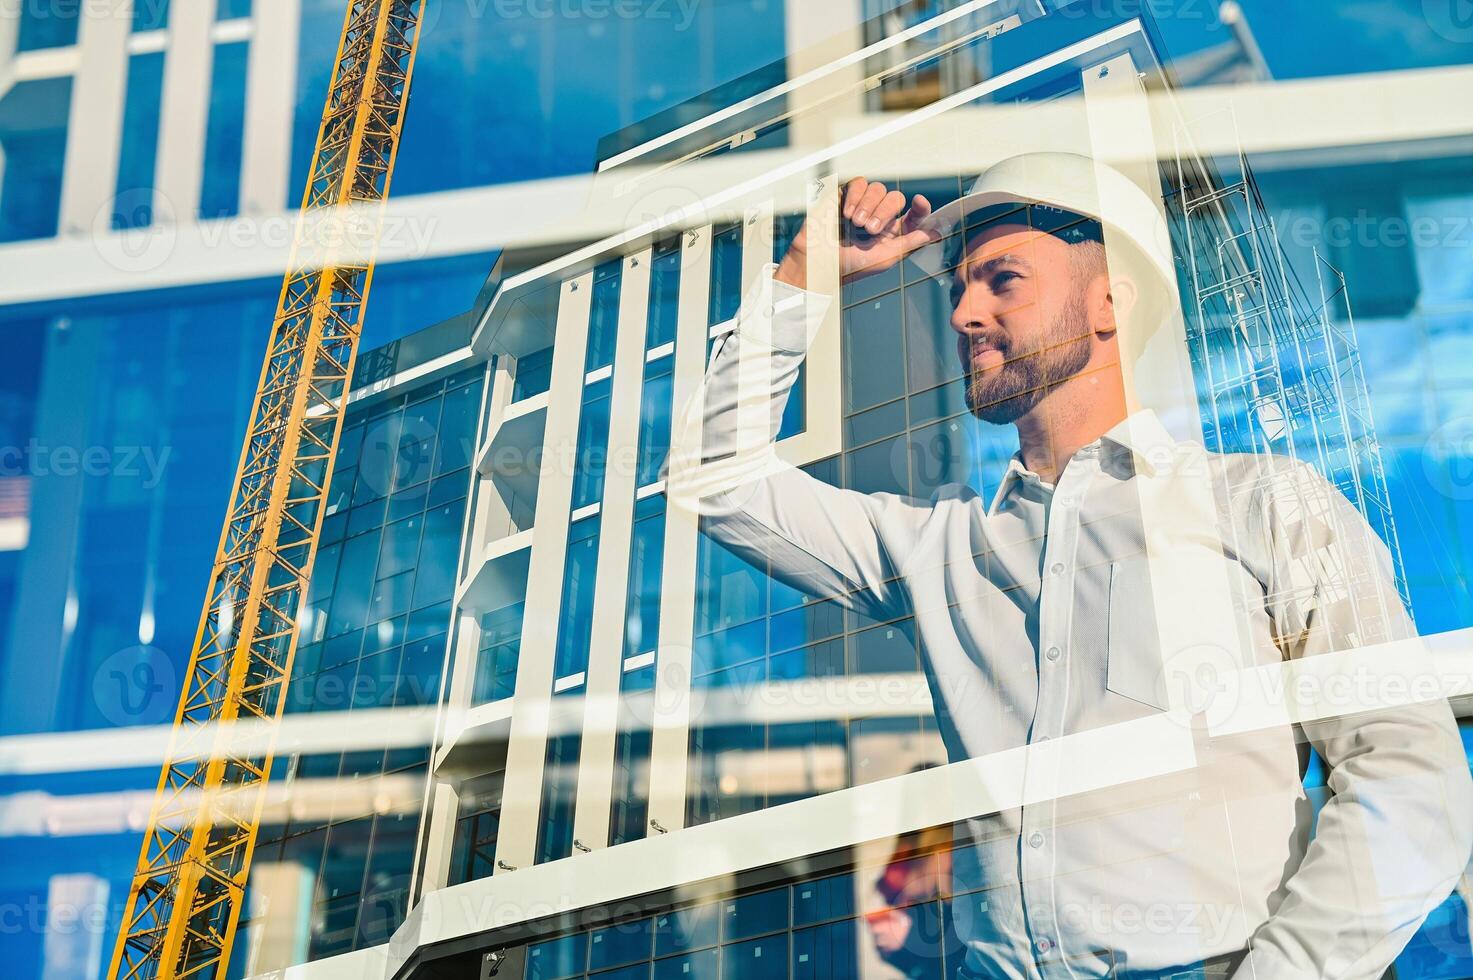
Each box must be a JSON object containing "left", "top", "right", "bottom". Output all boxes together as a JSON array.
[{"left": 108, "top": 2, "right": 426, "bottom": 977}]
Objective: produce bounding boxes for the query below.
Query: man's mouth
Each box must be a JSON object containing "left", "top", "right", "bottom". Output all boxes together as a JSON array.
[{"left": 966, "top": 338, "right": 1006, "bottom": 373}]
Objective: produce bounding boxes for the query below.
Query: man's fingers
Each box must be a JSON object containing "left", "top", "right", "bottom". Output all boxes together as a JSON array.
[
  {"left": 851, "top": 182, "right": 890, "bottom": 229},
  {"left": 867, "top": 190, "right": 907, "bottom": 235},
  {"left": 902, "top": 194, "right": 933, "bottom": 230},
  {"left": 843, "top": 178, "right": 869, "bottom": 220}
]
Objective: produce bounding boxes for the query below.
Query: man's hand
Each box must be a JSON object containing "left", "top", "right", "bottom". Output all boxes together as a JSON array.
[{"left": 775, "top": 178, "right": 941, "bottom": 292}]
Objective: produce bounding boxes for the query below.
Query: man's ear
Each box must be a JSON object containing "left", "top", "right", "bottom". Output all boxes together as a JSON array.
[{"left": 1089, "top": 273, "right": 1138, "bottom": 338}]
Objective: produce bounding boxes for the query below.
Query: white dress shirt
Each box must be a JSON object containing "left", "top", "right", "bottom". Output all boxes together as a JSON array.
[{"left": 667, "top": 268, "right": 1473, "bottom": 979}]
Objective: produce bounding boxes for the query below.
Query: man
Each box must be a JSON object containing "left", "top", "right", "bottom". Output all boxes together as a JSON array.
[{"left": 667, "top": 152, "right": 1472, "bottom": 979}]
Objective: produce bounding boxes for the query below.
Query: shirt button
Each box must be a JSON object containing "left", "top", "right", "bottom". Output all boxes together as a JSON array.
[
  {"left": 1049, "top": 561, "right": 1065, "bottom": 575},
  {"left": 1045, "top": 646, "right": 1061, "bottom": 661},
  {"left": 1036, "top": 938, "right": 1053, "bottom": 954},
  {"left": 1028, "top": 832, "right": 1045, "bottom": 849}
]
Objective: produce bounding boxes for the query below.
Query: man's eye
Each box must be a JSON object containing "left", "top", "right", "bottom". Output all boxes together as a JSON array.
[{"left": 990, "top": 271, "right": 1020, "bottom": 290}]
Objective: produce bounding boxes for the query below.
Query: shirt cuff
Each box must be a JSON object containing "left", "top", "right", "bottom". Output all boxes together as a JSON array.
[{"left": 732, "top": 263, "right": 833, "bottom": 355}]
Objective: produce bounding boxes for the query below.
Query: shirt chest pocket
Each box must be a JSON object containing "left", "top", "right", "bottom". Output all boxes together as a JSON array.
[{"left": 1106, "top": 558, "right": 1169, "bottom": 711}]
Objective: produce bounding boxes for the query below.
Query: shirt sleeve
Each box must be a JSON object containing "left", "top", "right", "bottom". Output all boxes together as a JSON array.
[
  {"left": 1233, "top": 459, "right": 1473, "bottom": 979},
  {"left": 663, "top": 264, "right": 915, "bottom": 621}
]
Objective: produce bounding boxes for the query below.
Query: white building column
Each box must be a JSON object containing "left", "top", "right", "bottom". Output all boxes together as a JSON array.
[
  {"left": 493, "top": 273, "right": 593, "bottom": 872},
  {"left": 644, "top": 226, "right": 712, "bottom": 832},
  {"left": 783, "top": 0, "right": 866, "bottom": 154},
  {"left": 153, "top": 1, "right": 216, "bottom": 222},
  {"left": 0, "top": 0, "right": 21, "bottom": 92},
  {"left": 57, "top": 0, "right": 133, "bottom": 235},
  {"left": 570, "top": 248, "right": 652, "bottom": 851},
  {"left": 239, "top": 0, "right": 299, "bottom": 215}
]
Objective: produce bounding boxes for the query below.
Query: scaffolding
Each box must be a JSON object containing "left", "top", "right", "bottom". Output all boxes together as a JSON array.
[{"left": 1166, "top": 135, "right": 1410, "bottom": 652}]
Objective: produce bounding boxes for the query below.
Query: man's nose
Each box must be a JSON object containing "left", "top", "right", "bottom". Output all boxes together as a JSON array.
[{"left": 950, "top": 287, "right": 996, "bottom": 336}]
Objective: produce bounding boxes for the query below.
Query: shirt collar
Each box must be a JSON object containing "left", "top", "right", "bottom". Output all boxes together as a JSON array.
[
  {"left": 986, "top": 410, "right": 1176, "bottom": 515},
  {"left": 1099, "top": 409, "right": 1176, "bottom": 477}
]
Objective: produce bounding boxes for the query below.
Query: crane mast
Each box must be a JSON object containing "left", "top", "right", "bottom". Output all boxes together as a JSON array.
[{"left": 108, "top": 2, "right": 427, "bottom": 976}]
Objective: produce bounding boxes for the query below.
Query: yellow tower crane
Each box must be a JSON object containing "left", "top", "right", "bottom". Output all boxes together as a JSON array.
[{"left": 108, "top": 2, "right": 427, "bottom": 976}]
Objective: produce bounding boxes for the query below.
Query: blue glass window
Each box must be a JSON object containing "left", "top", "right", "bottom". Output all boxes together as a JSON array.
[
  {"left": 654, "top": 903, "right": 719, "bottom": 956},
  {"left": 0, "top": 78, "right": 71, "bottom": 242},
  {"left": 473, "top": 602, "right": 522, "bottom": 704},
  {"left": 624, "top": 496, "right": 666, "bottom": 657},
  {"left": 609, "top": 660, "right": 656, "bottom": 846},
  {"left": 708, "top": 222, "right": 744, "bottom": 327},
  {"left": 587, "top": 259, "right": 624, "bottom": 372},
  {"left": 792, "top": 873, "right": 856, "bottom": 927},
  {"left": 722, "top": 934, "right": 788, "bottom": 980},
  {"left": 16, "top": 4, "right": 78, "bottom": 50},
  {"left": 572, "top": 377, "right": 613, "bottom": 509},
  {"left": 636, "top": 358, "right": 675, "bottom": 488},
  {"left": 513, "top": 346, "right": 555, "bottom": 401},
  {"left": 133, "top": 0, "right": 169, "bottom": 31},
  {"left": 590, "top": 918, "right": 653, "bottom": 970},
  {"left": 653, "top": 949, "right": 719, "bottom": 980},
  {"left": 646, "top": 239, "right": 682, "bottom": 349},
  {"left": 527, "top": 932, "right": 587, "bottom": 980},
  {"left": 114, "top": 53, "right": 166, "bottom": 229},
  {"left": 553, "top": 516, "right": 601, "bottom": 684},
  {"left": 535, "top": 733, "right": 582, "bottom": 864},
  {"left": 200, "top": 41, "right": 250, "bottom": 219}
]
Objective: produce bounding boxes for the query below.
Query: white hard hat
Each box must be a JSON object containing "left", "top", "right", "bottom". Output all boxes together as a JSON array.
[{"left": 915, "top": 151, "right": 1178, "bottom": 302}]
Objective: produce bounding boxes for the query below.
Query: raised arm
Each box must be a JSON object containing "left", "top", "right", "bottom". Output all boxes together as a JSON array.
[{"left": 664, "top": 180, "right": 939, "bottom": 620}]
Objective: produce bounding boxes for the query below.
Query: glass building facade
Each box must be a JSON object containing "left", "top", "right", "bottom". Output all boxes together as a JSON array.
[{"left": 230, "top": 336, "right": 485, "bottom": 975}]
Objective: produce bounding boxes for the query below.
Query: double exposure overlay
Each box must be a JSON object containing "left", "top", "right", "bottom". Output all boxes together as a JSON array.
[{"left": 2, "top": 2, "right": 1472, "bottom": 979}]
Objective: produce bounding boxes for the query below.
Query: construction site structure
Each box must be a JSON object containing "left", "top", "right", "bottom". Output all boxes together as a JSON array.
[{"left": 108, "top": 2, "right": 427, "bottom": 977}]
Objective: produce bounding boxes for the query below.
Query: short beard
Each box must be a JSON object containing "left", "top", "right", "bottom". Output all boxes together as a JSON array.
[{"left": 964, "top": 293, "right": 1093, "bottom": 425}]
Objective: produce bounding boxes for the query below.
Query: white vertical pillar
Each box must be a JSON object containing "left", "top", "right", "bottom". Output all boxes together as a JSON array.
[
  {"left": 239, "top": 0, "right": 299, "bottom": 215},
  {"left": 494, "top": 273, "right": 593, "bottom": 872},
  {"left": 153, "top": 0, "right": 216, "bottom": 222},
  {"left": 416, "top": 361, "right": 500, "bottom": 898},
  {"left": 778, "top": 173, "right": 843, "bottom": 466},
  {"left": 42, "top": 874, "right": 109, "bottom": 980},
  {"left": 0, "top": 0, "right": 24, "bottom": 94},
  {"left": 570, "top": 247, "right": 652, "bottom": 852},
  {"left": 782, "top": 0, "right": 866, "bottom": 155},
  {"left": 1082, "top": 52, "right": 1239, "bottom": 708},
  {"left": 57, "top": 0, "right": 133, "bottom": 235},
  {"left": 645, "top": 226, "right": 712, "bottom": 832},
  {"left": 1081, "top": 53, "right": 1198, "bottom": 442}
]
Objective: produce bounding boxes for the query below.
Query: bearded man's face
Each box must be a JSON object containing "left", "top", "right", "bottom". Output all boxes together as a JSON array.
[{"left": 948, "top": 224, "right": 1100, "bottom": 424}]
